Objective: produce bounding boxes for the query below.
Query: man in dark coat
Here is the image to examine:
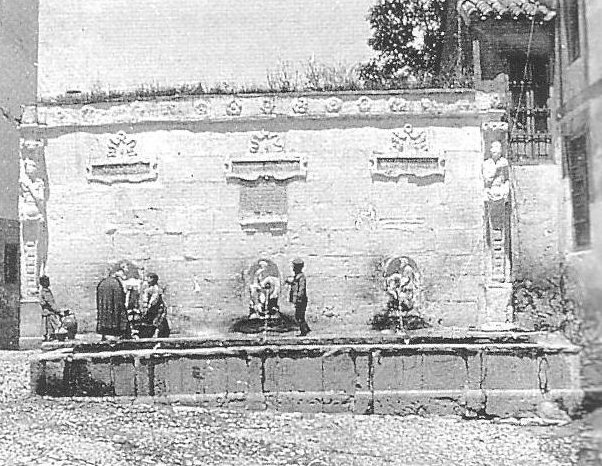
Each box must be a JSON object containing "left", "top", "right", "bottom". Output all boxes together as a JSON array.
[
  {"left": 286, "top": 258, "right": 310, "bottom": 336},
  {"left": 96, "top": 269, "right": 129, "bottom": 340}
]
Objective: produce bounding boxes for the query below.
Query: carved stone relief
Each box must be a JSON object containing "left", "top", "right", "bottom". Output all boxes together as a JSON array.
[
  {"left": 370, "top": 124, "right": 445, "bottom": 180},
  {"left": 87, "top": 131, "right": 158, "bottom": 184},
  {"left": 481, "top": 122, "right": 511, "bottom": 282},
  {"left": 225, "top": 132, "right": 307, "bottom": 234},
  {"left": 19, "top": 138, "right": 49, "bottom": 300},
  {"left": 224, "top": 132, "right": 308, "bottom": 182}
]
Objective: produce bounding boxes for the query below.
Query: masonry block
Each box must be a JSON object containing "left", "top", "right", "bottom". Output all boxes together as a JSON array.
[
  {"left": 321, "top": 352, "right": 355, "bottom": 393},
  {"left": 482, "top": 354, "right": 540, "bottom": 390},
  {"left": 112, "top": 359, "right": 136, "bottom": 396},
  {"left": 373, "top": 353, "right": 423, "bottom": 391},
  {"left": 422, "top": 353, "right": 469, "bottom": 390},
  {"left": 263, "top": 354, "right": 323, "bottom": 392}
]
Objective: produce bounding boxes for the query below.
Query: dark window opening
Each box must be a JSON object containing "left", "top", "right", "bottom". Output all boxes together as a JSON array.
[
  {"left": 566, "top": 0, "right": 581, "bottom": 62},
  {"left": 506, "top": 53, "right": 552, "bottom": 163},
  {"left": 566, "top": 134, "right": 590, "bottom": 248},
  {"left": 4, "top": 244, "right": 19, "bottom": 285}
]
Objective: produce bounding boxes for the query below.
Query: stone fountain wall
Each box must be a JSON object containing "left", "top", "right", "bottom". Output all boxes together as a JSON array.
[{"left": 21, "top": 90, "right": 510, "bottom": 335}]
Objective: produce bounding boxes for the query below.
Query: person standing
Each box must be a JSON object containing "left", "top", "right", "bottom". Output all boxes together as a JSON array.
[
  {"left": 140, "top": 273, "right": 170, "bottom": 338},
  {"left": 39, "top": 275, "right": 61, "bottom": 341},
  {"left": 286, "top": 258, "right": 310, "bottom": 336},
  {"left": 96, "top": 268, "right": 129, "bottom": 340}
]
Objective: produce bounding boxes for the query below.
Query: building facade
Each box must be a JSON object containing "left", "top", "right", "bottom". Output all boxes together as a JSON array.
[
  {"left": 554, "top": 0, "right": 602, "bottom": 401},
  {"left": 0, "top": 0, "right": 38, "bottom": 349}
]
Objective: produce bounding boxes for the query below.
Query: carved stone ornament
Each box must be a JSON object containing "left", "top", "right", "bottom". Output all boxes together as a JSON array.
[
  {"left": 225, "top": 132, "right": 308, "bottom": 182},
  {"left": 325, "top": 97, "right": 343, "bottom": 114},
  {"left": 357, "top": 96, "right": 372, "bottom": 113},
  {"left": 260, "top": 97, "right": 276, "bottom": 115},
  {"left": 388, "top": 97, "right": 409, "bottom": 113},
  {"left": 226, "top": 99, "right": 243, "bottom": 116},
  {"left": 292, "top": 97, "right": 309, "bottom": 115},
  {"left": 370, "top": 124, "right": 445, "bottom": 179},
  {"left": 87, "top": 131, "right": 158, "bottom": 184},
  {"left": 194, "top": 100, "right": 209, "bottom": 115}
]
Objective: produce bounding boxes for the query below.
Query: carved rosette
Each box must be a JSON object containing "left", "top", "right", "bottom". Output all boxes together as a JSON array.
[
  {"left": 292, "top": 97, "right": 309, "bottom": 115},
  {"left": 388, "top": 97, "right": 409, "bottom": 113},
  {"left": 325, "top": 97, "right": 343, "bottom": 114},
  {"left": 370, "top": 124, "right": 445, "bottom": 179},
  {"left": 260, "top": 97, "right": 276, "bottom": 115},
  {"left": 87, "top": 131, "right": 158, "bottom": 184},
  {"left": 357, "top": 96, "right": 372, "bottom": 113},
  {"left": 225, "top": 132, "right": 308, "bottom": 182},
  {"left": 226, "top": 99, "right": 243, "bottom": 116},
  {"left": 194, "top": 100, "right": 209, "bottom": 115}
]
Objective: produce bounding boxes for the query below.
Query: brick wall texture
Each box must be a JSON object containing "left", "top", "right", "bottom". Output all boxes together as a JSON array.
[{"left": 43, "top": 121, "right": 488, "bottom": 334}]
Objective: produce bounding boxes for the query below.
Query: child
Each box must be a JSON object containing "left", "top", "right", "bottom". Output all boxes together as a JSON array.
[
  {"left": 39, "top": 276, "right": 61, "bottom": 341},
  {"left": 140, "top": 273, "right": 170, "bottom": 338},
  {"left": 286, "top": 258, "right": 310, "bottom": 336}
]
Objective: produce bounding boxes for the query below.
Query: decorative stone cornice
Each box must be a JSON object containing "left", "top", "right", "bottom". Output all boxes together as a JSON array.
[{"left": 30, "top": 91, "right": 505, "bottom": 129}]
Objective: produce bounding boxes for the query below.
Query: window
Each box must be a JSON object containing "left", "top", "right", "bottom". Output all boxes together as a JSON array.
[
  {"left": 566, "top": 135, "right": 590, "bottom": 248},
  {"left": 506, "top": 54, "right": 552, "bottom": 163},
  {"left": 4, "top": 244, "right": 19, "bottom": 285},
  {"left": 566, "top": 0, "right": 580, "bottom": 62}
]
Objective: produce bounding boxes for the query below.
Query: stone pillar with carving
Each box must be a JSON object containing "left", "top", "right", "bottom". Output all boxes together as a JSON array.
[
  {"left": 18, "top": 135, "right": 49, "bottom": 346},
  {"left": 481, "top": 121, "right": 512, "bottom": 324}
]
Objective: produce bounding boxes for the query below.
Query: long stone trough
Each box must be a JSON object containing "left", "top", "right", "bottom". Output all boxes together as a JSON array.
[{"left": 31, "top": 333, "right": 582, "bottom": 418}]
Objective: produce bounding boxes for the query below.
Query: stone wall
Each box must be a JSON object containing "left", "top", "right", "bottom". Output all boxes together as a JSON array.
[
  {"left": 35, "top": 91, "right": 506, "bottom": 334},
  {"left": 32, "top": 335, "right": 582, "bottom": 418},
  {"left": 510, "top": 165, "right": 563, "bottom": 281},
  {"left": 0, "top": 218, "right": 20, "bottom": 349},
  {"left": 555, "top": 0, "right": 602, "bottom": 400},
  {"left": 0, "top": 0, "right": 39, "bottom": 349}
]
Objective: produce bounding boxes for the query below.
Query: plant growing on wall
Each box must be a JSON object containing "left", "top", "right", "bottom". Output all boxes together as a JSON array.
[
  {"left": 360, "top": 0, "right": 469, "bottom": 89},
  {"left": 512, "top": 267, "right": 582, "bottom": 344}
]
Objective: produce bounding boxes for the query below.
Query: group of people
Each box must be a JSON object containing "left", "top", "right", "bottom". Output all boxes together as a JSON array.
[
  {"left": 248, "top": 258, "right": 310, "bottom": 337},
  {"left": 96, "top": 266, "right": 170, "bottom": 340},
  {"left": 40, "top": 257, "right": 310, "bottom": 341}
]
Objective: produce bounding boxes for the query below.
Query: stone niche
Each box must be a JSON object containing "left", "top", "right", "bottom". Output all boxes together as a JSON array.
[
  {"left": 370, "top": 124, "right": 445, "bottom": 181},
  {"left": 87, "top": 131, "right": 158, "bottom": 184},
  {"left": 224, "top": 132, "right": 308, "bottom": 234}
]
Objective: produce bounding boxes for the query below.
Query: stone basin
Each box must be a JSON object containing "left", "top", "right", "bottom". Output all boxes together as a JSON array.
[{"left": 31, "top": 330, "right": 582, "bottom": 418}]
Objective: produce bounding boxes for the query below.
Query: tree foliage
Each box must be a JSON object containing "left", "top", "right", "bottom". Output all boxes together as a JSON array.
[{"left": 360, "top": 0, "right": 449, "bottom": 88}]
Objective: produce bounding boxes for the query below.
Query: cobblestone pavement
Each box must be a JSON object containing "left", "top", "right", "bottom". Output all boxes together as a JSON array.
[{"left": 0, "top": 350, "right": 593, "bottom": 466}]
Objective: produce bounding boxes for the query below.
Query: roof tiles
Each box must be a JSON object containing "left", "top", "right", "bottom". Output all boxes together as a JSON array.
[{"left": 458, "top": 0, "right": 557, "bottom": 24}]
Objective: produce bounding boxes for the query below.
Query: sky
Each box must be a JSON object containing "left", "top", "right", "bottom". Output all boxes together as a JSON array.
[{"left": 38, "top": 0, "right": 375, "bottom": 97}]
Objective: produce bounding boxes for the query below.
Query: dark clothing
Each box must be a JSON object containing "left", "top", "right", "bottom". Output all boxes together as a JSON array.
[
  {"left": 140, "top": 285, "right": 170, "bottom": 338},
  {"left": 40, "top": 287, "right": 61, "bottom": 339},
  {"left": 96, "top": 277, "right": 128, "bottom": 337},
  {"left": 61, "top": 314, "right": 78, "bottom": 340},
  {"left": 289, "top": 272, "right": 310, "bottom": 335},
  {"left": 289, "top": 272, "right": 307, "bottom": 304},
  {"left": 295, "top": 300, "right": 310, "bottom": 335}
]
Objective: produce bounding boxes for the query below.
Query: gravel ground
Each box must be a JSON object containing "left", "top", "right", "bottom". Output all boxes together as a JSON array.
[{"left": 0, "top": 350, "right": 592, "bottom": 466}]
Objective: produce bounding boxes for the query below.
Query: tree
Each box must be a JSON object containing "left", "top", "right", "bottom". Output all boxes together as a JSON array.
[{"left": 360, "top": 0, "right": 454, "bottom": 88}]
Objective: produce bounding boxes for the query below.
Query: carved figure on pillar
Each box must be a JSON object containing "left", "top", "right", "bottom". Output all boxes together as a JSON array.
[
  {"left": 19, "top": 139, "right": 49, "bottom": 299},
  {"left": 481, "top": 139, "right": 511, "bottom": 281}
]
